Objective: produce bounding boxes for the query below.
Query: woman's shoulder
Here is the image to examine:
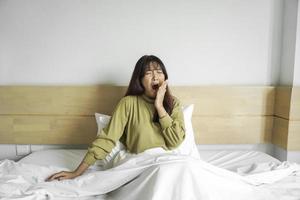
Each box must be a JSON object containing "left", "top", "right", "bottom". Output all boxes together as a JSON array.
[
  {"left": 113, "top": 96, "right": 137, "bottom": 113},
  {"left": 120, "top": 95, "right": 137, "bottom": 102},
  {"left": 117, "top": 95, "right": 137, "bottom": 106}
]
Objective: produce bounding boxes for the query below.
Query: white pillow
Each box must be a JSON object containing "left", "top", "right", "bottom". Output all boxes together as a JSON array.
[
  {"left": 94, "top": 113, "right": 125, "bottom": 169},
  {"left": 171, "top": 104, "right": 201, "bottom": 159}
]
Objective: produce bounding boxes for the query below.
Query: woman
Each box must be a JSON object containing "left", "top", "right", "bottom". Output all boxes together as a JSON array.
[{"left": 46, "top": 55, "right": 185, "bottom": 181}]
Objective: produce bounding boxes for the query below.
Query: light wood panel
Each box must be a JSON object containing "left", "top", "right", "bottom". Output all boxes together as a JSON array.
[
  {"left": 272, "top": 117, "right": 289, "bottom": 149},
  {"left": 288, "top": 87, "right": 300, "bottom": 150},
  {"left": 272, "top": 87, "right": 300, "bottom": 150},
  {"left": 272, "top": 87, "right": 291, "bottom": 149},
  {"left": 193, "top": 116, "right": 273, "bottom": 144},
  {"left": 0, "top": 116, "right": 97, "bottom": 144},
  {"left": 0, "top": 86, "right": 126, "bottom": 115},
  {"left": 0, "top": 86, "right": 275, "bottom": 145},
  {"left": 274, "top": 86, "right": 292, "bottom": 119},
  {"left": 0, "top": 116, "right": 273, "bottom": 145},
  {"left": 173, "top": 86, "right": 275, "bottom": 145},
  {"left": 288, "top": 120, "right": 300, "bottom": 150},
  {"left": 290, "top": 87, "right": 300, "bottom": 120},
  {"left": 172, "top": 86, "right": 275, "bottom": 116},
  {"left": 0, "top": 86, "right": 275, "bottom": 116}
]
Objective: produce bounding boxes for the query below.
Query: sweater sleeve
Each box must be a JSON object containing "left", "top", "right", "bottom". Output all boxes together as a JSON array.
[
  {"left": 83, "top": 97, "right": 130, "bottom": 165},
  {"left": 159, "top": 97, "right": 185, "bottom": 149}
]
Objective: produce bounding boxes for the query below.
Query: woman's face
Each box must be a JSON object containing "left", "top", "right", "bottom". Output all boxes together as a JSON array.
[{"left": 142, "top": 62, "right": 165, "bottom": 98}]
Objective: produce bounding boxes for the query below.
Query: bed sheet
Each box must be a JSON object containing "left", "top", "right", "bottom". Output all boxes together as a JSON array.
[
  {"left": 18, "top": 148, "right": 281, "bottom": 173},
  {"left": 1, "top": 148, "right": 299, "bottom": 200}
]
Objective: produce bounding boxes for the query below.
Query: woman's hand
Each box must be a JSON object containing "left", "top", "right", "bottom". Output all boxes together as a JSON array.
[
  {"left": 46, "top": 171, "right": 79, "bottom": 181},
  {"left": 46, "top": 161, "right": 89, "bottom": 182},
  {"left": 155, "top": 80, "right": 168, "bottom": 118},
  {"left": 155, "top": 80, "right": 168, "bottom": 109}
]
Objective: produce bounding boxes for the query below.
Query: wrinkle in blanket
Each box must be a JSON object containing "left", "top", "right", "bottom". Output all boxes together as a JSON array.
[{"left": 0, "top": 150, "right": 300, "bottom": 200}]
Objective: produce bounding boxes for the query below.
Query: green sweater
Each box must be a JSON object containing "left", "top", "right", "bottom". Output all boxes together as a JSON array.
[{"left": 83, "top": 94, "right": 185, "bottom": 165}]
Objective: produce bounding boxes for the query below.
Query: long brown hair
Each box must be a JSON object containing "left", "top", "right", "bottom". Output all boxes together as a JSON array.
[{"left": 125, "top": 55, "right": 174, "bottom": 122}]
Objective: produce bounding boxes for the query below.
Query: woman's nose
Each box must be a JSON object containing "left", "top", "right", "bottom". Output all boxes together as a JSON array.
[{"left": 152, "top": 72, "right": 158, "bottom": 80}]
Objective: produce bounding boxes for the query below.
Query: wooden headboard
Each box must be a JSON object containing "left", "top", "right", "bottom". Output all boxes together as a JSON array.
[
  {"left": 273, "top": 86, "right": 300, "bottom": 151},
  {"left": 0, "top": 85, "right": 279, "bottom": 147}
]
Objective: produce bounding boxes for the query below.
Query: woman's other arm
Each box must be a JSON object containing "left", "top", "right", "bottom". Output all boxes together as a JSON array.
[
  {"left": 46, "top": 161, "right": 89, "bottom": 181},
  {"left": 46, "top": 97, "right": 130, "bottom": 181}
]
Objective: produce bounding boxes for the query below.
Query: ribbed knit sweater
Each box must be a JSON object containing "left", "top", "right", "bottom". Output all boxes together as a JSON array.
[{"left": 83, "top": 94, "right": 185, "bottom": 165}]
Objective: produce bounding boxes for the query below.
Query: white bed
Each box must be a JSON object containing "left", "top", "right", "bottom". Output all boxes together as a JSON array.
[
  {"left": 0, "top": 147, "right": 295, "bottom": 200},
  {"left": 1, "top": 86, "right": 300, "bottom": 200},
  {"left": 18, "top": 148, "right": 281, "bottom": 173}
]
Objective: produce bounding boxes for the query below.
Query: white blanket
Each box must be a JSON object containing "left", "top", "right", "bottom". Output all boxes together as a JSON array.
[{"left": 1, "top": 148, "right": 300, "bottom": 200}]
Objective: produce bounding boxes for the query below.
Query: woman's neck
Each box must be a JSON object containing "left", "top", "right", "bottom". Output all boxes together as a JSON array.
[{"left": 141, "top": 94, "right": 155, "bottom": 103}]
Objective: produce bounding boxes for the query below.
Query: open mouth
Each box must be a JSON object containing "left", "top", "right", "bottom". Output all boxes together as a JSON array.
[{"left": 152, "top": 84, "right": 159, "bottom": 90}]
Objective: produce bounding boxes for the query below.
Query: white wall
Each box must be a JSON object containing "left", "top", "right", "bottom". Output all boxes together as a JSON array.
[
  {"left": 279, "top": 0, "right": 298, "bottom": 85},
  {"left": 293, "top": 0, "right": 300, "bottom": 85},
  {"left": 2, "top": 0, "right": 299, "bottom": 162},
  {"left": 275, "top": 0, "right": 300, "bottom": 163},
  {"left": 0, "top": 0, "right": 283, "bottom": 86}
]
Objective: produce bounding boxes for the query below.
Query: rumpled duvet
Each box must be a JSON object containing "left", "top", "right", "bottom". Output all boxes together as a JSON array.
[{"left": 1, "top": 148, "right": 300, "bottom": 200}]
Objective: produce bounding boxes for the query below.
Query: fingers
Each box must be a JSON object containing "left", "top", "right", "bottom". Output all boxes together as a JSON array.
[
  {"left": 57, "top": 175, "right": 68, "bottom": 181},
  {"left": 46, "top": 171, "right": 66, "bottom": 182},
  {"left": 161, "top": 80, "right": 168, "bottom": 89},
  {"left": 159, "top": 81, "right": 167, "bottom": 94}
]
